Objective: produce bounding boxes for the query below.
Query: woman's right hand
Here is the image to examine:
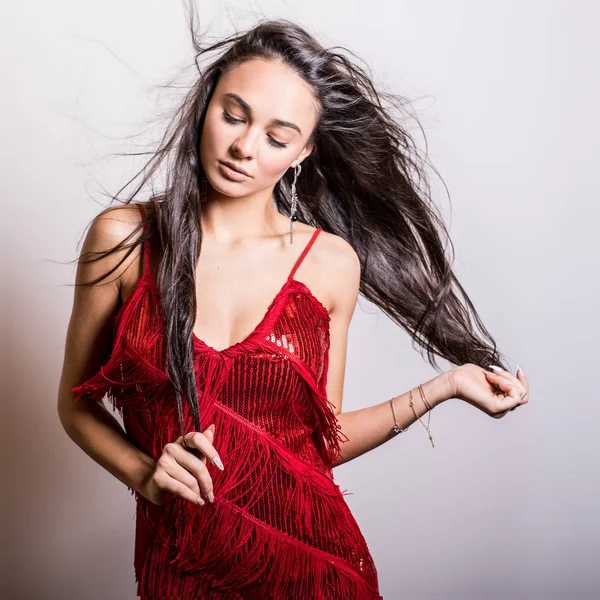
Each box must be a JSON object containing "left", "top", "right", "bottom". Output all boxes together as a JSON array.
[{"left": 141, "top": 424, "right": 225, "bottom": 507}]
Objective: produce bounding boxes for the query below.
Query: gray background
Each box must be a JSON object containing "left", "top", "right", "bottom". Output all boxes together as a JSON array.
[{"left": 2, "top": 1, "right": 599, "bottom": 598}]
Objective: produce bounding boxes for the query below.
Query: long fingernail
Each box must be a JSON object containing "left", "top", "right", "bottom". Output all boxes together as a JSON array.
[
  {"left": 516, "top": 364, "right": 523, "bottom": 375},
  {"left": 206, "top": 490, "right": 215, "bottom": 503},
  {"left": 212, "top": 455, "right": 224, "bottom": 471},
  {"left": 489, "top": 365, "right": 504, "bottom": 372},
  {"left": 196, "top": 496, "right": 205, "bottom": 506}
]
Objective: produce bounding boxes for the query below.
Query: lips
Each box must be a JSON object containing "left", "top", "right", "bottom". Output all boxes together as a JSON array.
[{"left": 219, "top": 161, "right": 250, "bottom": 177}]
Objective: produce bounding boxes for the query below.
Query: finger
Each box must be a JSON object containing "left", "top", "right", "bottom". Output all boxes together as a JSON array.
[
  {"left": 484, "top": 370, "right": 513, "bottom": 392},
  {"left": 203, "top": 425, "right": 215, "bottom": 447},
  {"left": 484, "top": 371, "right": 523, "bottom": 405},
  {"left": 173, "top": 449, "right": 216, "bottom": 503},
  {"left": 489, "top": 365, "right": 518, "bottom": 384},
  {"left": 180, "top": 430, "right": 224, "bottom": 471},
  {"left": 154, "top": 469, "right": 205, "bottom": 506},
  {"left": 177, "top": 425, "right": 214, "bottom": 463},
  {"left": 163, "top": 442, "right": 216, "bottom": 504},
  {"left": 516, "top": 365, "right": 527, "bottom": 382},
  {"left": 197, "top": 425, "right": 215, "bottom": 465},
  {"left": 488, "top": 366, "right": 526, "bottom": 397},
  {"left": 164, "top": 455, "right": 202, "bottom": 496},
  {"left": 515, "top": 366, "right": 530, "bottom": 400}
]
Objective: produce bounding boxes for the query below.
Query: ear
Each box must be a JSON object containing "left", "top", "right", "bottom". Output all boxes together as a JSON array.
[{"left": 295, "top": 142, "right": 314, "bottom": 167}]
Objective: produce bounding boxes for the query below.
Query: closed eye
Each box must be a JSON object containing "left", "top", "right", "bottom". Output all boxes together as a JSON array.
[
  {"left": 221, "top": 110, "right": 288, "bottom": 149},
  {"left": 222, "top": 110, "right": 243, "bottom": 125}
]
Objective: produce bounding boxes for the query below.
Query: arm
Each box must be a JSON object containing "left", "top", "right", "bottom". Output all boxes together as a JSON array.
[
  {"left": 57, "top": 206, "right": 156, "bottom": 498},
  {"left": 332, "top": 374, "right": 451, "bottom": 467},
  {"left": 322, "top": 236, "right": 454, "bottom": 468}
]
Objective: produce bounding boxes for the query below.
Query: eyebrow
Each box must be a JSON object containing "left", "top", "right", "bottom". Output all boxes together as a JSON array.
[{"left": 223, "top": 92, "right": 303, "bottom": 135}]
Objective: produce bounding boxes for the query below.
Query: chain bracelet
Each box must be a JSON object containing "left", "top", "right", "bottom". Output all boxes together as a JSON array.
[
  {"left": 413, "top": 385, "right": 435, "bottom": 448},
  {"left": 389, "top": 385, "right": 436, "bottom": 447},
  {"left": 389, "top": 396, "right": 408, "bottom": 435}
]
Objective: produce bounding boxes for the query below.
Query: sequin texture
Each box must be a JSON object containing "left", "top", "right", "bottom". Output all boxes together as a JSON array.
[{"left": 70, "top": 205, "right": 382, "bottom": 599}]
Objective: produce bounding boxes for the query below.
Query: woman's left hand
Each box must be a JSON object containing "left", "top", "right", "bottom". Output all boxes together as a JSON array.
[{"left": 448, "top": 363, "right": 530, "bottom": 418}]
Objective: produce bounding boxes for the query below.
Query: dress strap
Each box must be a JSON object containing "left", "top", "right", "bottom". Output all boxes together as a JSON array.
[
  {"left": 287, "top": 227, "right": 322, "bottom": 281},
  {"left": 135, "top": 203, "right": 152, "bottom": 277}
]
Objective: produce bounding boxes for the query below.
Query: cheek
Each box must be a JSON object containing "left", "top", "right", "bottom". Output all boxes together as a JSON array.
[
  {"left": 259, "top": 152, "right": 295, "bottom": 180},
  {"left": 199, "top": 117, "right": 223, "bottom": 158}
]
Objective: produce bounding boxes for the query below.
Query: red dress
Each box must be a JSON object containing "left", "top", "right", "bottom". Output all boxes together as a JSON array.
[{"left": 71, "top": 203, "right": 382, "bottom": 599}]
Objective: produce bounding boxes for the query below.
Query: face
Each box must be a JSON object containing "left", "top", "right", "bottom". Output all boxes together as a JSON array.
[{"left": 199, "top": 58, "right": 319, "bottom": 198}]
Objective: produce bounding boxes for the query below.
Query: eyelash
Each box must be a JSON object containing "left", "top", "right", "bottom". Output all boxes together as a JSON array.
[{"left": 221, "top": 110, "right": 289, "bottom": 149}]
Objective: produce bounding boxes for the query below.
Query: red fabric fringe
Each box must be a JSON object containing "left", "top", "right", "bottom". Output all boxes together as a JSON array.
[{"left": 71, "top": 222, "right": 382, "bottom": 598}]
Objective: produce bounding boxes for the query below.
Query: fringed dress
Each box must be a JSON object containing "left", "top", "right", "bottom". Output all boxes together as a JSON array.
[{"left": 71, "top": 203, "right": 382, "bottom": 599}]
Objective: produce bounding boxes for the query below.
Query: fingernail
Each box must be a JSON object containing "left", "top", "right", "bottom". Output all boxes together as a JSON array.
[
  {"left": 206, "top": 490, "right": 215, "bottom": 503},
  {"left": 196, "top": 496, "right": 205, "bottom": 506},
  {"left": 489, "top": 365, "right": 504, "bottom": 372},
  {"left": 516, "top": 364, "right": 523, "bottom": 375},
  {"left": 211, "top": 455, "right": 224, "bottom": 471}
]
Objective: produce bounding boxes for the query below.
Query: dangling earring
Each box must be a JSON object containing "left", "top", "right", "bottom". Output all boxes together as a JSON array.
[{"left": 289, "top": 163, "right": 302, "bottom": 244}]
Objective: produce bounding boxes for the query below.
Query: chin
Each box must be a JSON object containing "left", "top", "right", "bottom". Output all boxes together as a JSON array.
[{"left": 206, "top": 171, "right": 250, "bottom": 198}]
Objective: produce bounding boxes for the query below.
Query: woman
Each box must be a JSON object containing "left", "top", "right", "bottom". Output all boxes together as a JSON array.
[{"left": 58, "top": 16, "right": 530, "bottom": 599}]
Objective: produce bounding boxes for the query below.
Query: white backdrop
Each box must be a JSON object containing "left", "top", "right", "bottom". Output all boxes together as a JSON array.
[{"left": 2, "top": 1, "right": 599, "bottom": 598}]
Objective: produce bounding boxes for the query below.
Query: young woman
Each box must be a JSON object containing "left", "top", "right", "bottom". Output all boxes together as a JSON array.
[{"left": 58, "top": 17, "right": 530, "bottom": 599}]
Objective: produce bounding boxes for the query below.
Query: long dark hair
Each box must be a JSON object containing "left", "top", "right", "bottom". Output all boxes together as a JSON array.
[{"left": 73, "top": 12, "right": 508, "bottom": 435}]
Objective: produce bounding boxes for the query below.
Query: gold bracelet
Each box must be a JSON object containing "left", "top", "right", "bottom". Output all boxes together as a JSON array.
[
  {"left": 410, "top": 385, "right": 435, "bottom": 448},
  {"left": 389, "top": 397, "right": 409, "bottom": 435},
  {"left": 390, "top": 386, "right": 436, "bottom": 447},
  {"left": 418, "top": 384, "right": 433, "bottom": 411}
]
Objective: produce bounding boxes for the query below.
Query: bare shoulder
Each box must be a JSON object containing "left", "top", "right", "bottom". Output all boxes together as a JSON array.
[
  {"left": 57, "top": 203, "right": 149, "bottom": 416},
  {"left": 86, "top": 203, "right": 150, "bottom": 290},
  {"left": 313, "top": 229, "right": 361, "bottom": 316},
  {"left": 91, "top": 203, "right": 147, "bottom": 247}
]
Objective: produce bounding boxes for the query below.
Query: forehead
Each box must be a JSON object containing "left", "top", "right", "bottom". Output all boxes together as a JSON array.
[{"left": 215, "top": 58, "right": 318, "bottom": 129}]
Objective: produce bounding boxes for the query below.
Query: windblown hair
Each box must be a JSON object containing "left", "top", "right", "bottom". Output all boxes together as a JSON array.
[{"left": 74, "top": 12, "right": 508, "bottom": 435}]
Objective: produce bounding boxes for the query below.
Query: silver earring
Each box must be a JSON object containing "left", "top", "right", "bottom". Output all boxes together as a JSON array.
[{"left": 289, "top": 163, "right": 301, "bottom": 244}]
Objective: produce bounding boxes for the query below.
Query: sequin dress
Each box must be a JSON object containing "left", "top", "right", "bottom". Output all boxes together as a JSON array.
[{"left": 71, "top": 203, "right": 382, "bottom": 598}]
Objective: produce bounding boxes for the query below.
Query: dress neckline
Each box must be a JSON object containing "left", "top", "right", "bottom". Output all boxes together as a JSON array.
[
  {"left": 114, "top": 271, "right": 330, "bottom": 357},
  {"left": 121, "top": 216, "right": 330, "bottom": 356},
  {"left": 191, "top": 226, "right": 325, "bottom": 355},
  {"left": 191, "top": 277, "right": 329, "bottom": 355}
]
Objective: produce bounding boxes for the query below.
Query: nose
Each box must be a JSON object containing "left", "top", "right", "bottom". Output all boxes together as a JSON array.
[{"left": 231, "top": 127, "right": 259, "bottom": 159}]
